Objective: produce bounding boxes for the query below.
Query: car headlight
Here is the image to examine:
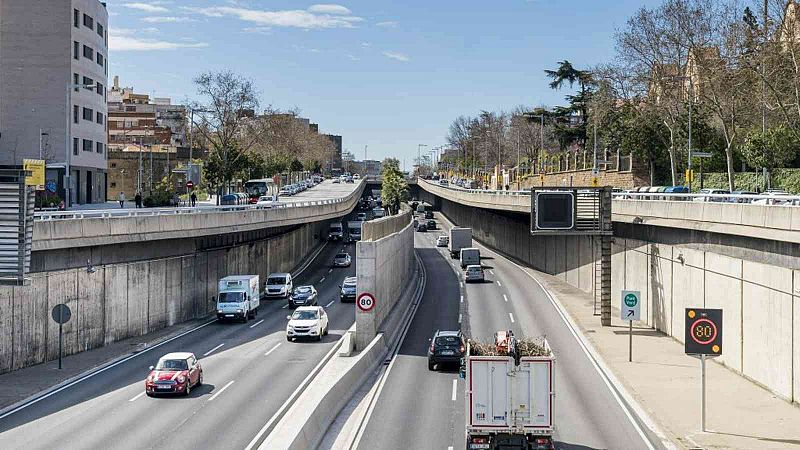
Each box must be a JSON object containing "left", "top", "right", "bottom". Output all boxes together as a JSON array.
[
  {"left": 236, "top": 309, "right": 242, "bottom": 313},
  {"left": 177, "top": 375, "right": 186, "bottom": 383},
  {"left": 217, "top": 309, "right": 223, "bottom": 314}
]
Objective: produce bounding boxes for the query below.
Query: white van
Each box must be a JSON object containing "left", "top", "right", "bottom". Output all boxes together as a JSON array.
[
  {"left": 216, "top": 275, "right": 260, "bottom": 322},
  {"left": 460, "top": 248, "right": 481, "bottom": 269},
  {"left": 265, "top": 273, "right": 293, "bottom": 299}
]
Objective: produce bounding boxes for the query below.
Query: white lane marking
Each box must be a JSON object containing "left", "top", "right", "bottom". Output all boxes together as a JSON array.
[
  {"left": 509, "top": 313, "right": 515, "bottom": 324},
  {"left": 320, "top": 277, "right": 326, "bottom": 283},
  {"left": 451, "top": 379, "right": 458, "bottom": 401},
  {"left": 503, "top": 294, "right": 508, "bottom": 303},
  {"left": 459, "top": 281, "right": 463, "bottom": 287},
  {"left": 128, "top": 391, "right": 146, "bottom": 402},
  {"left": 448, "top": 447, "right": 454, "bottom": 450},
  {"left": 264, "top": 343, "right": 281, "bottom": 357},
  {"left": 460, "top": 295, "right": 463, "bottom": 304},
  {"left": 249, "top": 319, "right": 264, "bottom": 328},
  {"left": 0, "top": 318, "right": 217, "bottom": 420},
  {"left": 282, "top": 304, "right": 289, "bottom": 309},
  {"left": 325, "top": 301, "right": 334, "bottom": 308},
  {"left": 328, "top": 269, "right": 333, "bottom": 274},
  {"left": 458, "top": 313, "right": 462, "bottom": 324},
  {"left": 208, "top": 380, "right": 234, "bottom": 402},
  {"left": 488, "top": 270, "right": 494, "bottom": 275},
  {"left": 496, "top": 280, "right": 502, "bottom": 287},
  {"left": 203, "top": 343, "right": 224, "bottom": 356}
]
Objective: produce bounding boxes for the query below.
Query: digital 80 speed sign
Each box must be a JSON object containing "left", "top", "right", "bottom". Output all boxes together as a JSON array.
[{"left": 684, "top": 308, "right": 722, "bottom": 356}]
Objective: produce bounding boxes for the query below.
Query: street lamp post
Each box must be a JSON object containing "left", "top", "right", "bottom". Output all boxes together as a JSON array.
[
  {"left": 417, "top": 144, "right": 427, "bottom": 175},
  {"left": 65, "top": 82, "right": 98, "bottom": 207}
]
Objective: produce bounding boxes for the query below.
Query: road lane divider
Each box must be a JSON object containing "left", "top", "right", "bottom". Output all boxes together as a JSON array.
[
  {"left": 128, "top": 392, "right": 146, "bottom": 402},
  {"left": 503, "top": 294, "right": 509, "bottom": 302},
  {"left": 320, "top": 277, "right": 326, "bottom": 283},
  {"left": 451, "top": 379, "right": 458, "bottom": 401},
  {"left": 203, "top": 343, "right": 225, "bottom": 356},
  {"left": 496, "top": 280, "right": 502, "bottom": 287},
  {"left": 325, "top": 301, "right": 335, "bottom": 308},
  {"left": 208, "top": 380, "right": 234, "bottom": 402},
  {"left": 249, "top": 319, "right": 264, "bottom": 329},
  {"left": 264, "top": 343, "right": 282, "bottom": 357},
  {"left": 460, "top": 295, "right": 463, "bottom": 303},
  {"left": 509, "top": 313, "right": 515, "bottom": 324}
]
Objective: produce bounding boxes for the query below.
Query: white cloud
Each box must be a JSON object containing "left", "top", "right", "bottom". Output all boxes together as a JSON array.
[
  {"left": 242, "top": 27, "right": 272, "bottom": 35},
  {"left": 183, "top": 6, "right": 363, "bottom": 29},
  {"left": 361, "top": 42, "right": 371, "bottom": 47},
  {"left": 141, "top": 16, "right": 194, "bottom": 23},
  {"left": 307, "top": 4, "right": 352, "bottom": 15},
  {"left": 382, "top": 51, "right": 409, "bottom": 62},
  {"left": 375, "top": 21, "right": 398, "bottom": 27},
  {"left": 346, "top": 53, "right": 359, "bottom": 61},
  {"left": 109, "top": 28, "right": 208, "bottom": 51},
  {"left": 124, "top": 3, "right": 169, "bottom": 13}
]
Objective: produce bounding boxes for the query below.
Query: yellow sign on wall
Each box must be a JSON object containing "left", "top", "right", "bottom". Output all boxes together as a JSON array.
[{"left": 23, "top": 159, "right": 45, "bottom": 190}]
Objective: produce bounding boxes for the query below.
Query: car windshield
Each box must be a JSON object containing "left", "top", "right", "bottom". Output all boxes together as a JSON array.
[
  {"left": 344, "top": 282, "right": 356, "bottom": 288},
  {"left": 268, "top": 277, "right": 286, "bottom": 285},
  {"left": 259, "top": 196, "right": 272, "bottom": 202},
  {"left": 336, "top": 253, "right": 348, "bottom": 259},
  {"left": 219, "top": 292, "right": 244, "bottom": 303},
  {"left": 292, "top": 310, "right": 319, "bottom": 320},
  {"left": 295, "top": 286, "right": 312, "bottom": 294},
  {"left": 156, "top": 359, "right": 188, "bottom": 370},
  {"left": 435, "top": 336, "right": 460, "bottom": 346}
]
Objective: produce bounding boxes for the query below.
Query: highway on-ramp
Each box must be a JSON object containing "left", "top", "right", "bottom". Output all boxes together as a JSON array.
[{"left": 354, "top": 213, "right": 664, "bottom": 450}]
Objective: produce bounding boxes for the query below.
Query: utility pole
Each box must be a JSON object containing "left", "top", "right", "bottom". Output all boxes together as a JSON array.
[
  {"left": 762, "top": 0, "right": 767, "bottom": 134},
  {"left": 688, "top": 79, "right": 693, "bottom": 192}
]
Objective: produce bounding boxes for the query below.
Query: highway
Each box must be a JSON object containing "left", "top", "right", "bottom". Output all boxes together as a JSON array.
[
  {"left": 0, "top": 225, "right": 359, "bottom": 450},
  {"left": 354, "top": 212, "right": 664, "bottom": 450}
]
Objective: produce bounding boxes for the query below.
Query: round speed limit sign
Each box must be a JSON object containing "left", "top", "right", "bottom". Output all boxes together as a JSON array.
[{"left": 357, "top": 293, "right": 376, "bottom": 312}]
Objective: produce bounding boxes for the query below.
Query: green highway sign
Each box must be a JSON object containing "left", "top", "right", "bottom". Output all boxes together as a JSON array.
[{"left": 620, "top": 290, "right": 641, "bottom": 321}]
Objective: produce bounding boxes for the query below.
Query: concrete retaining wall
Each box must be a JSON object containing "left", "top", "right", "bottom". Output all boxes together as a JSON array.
[
  {"left": 355, "top": 213, "right": 414, "bottom": 350},
  {"left": 362, "top": 207, "right": 412, "bottom": 242},
  {"left": 0, "top": 221, "right": 327, "bottom": 375}
]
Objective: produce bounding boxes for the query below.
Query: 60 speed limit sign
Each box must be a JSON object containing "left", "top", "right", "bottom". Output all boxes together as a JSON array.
[{"left": 357, "top": 293, "right": 376, "bottom": 312}]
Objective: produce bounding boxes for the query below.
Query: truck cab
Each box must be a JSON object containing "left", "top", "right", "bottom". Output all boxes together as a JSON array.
[
  {"left": 347, "top": 221, "right": 363, "bottom": 242},
  {"left": 460, "top": 247, "right": 481, "bottom": 269},
  {"left": 328, "top": 222, "right": 344, "bottom": 241},
  {"left": 216, "top": 275, "right": 260, "bottom": 323}
]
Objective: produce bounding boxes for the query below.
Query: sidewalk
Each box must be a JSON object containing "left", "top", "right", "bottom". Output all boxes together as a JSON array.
[
  {"left": 527, "top": 270, "right": 800, "bottom": 450},
  {"left": 0, "top": 317, "right": 211, "bottom": 413}
]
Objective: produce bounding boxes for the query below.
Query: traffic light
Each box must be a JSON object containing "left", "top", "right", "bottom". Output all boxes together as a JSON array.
[
  {"left": 534, "top": 191, "right": 574, "bottom": 230},
  {"left": 684, "top": 308, "right": 722, "bottom": 356}
]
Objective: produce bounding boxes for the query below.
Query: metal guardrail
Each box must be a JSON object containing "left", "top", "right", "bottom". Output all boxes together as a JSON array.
[{"left": 34, "top": 180, "right": 365, "bottom": 221}]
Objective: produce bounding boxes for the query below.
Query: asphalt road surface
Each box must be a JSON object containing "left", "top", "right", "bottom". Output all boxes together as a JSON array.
[
  {"left": 356, "top": 213, "right": 664, "bottom": 450},
  {"left": 0, "top": 237, "right": 358, "bottom": 450}
]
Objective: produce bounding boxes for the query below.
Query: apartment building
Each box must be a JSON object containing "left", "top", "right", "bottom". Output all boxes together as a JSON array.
[{"left": 0, "top": 0, "right": 109, "bottom": 205}]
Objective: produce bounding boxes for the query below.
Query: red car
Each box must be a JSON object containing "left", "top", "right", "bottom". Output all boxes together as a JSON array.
[{"left": 145, "top": 352, "right": 203, "bottom": 396}]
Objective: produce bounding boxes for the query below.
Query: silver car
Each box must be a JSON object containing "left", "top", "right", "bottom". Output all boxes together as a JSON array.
[
  {"left": 333, "top": 252, "right": 352, "bottom": 267},
  {"left": 464, "top": 265, "right": 484, "bottom": 283},
  {"left": 289, "top": 285, "right": 318, "bottom": 308}
]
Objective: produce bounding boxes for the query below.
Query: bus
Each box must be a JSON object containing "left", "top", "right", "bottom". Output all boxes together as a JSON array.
[{"left": 244, "top": 179, "right": 278, "bottom": 204}]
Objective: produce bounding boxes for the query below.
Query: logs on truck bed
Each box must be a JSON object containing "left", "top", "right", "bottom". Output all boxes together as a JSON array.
[{"left": 469, "top": 337, "right": 550, "bottom": 357}]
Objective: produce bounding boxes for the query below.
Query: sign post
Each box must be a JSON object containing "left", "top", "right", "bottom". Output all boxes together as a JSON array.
[
  {"left": 620, "top": 290, "right": 641, "bottom": 362},
  {"left": 51, "top": 304, "right": 72, "bottom": 369},
  {"left": 684, "top": 308, "right": 722, "bottom": 432}
]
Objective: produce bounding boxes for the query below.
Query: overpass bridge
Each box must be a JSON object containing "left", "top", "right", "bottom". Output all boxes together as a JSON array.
[{"left": 414, "top": 178, "right": 800, "bottom": 407}]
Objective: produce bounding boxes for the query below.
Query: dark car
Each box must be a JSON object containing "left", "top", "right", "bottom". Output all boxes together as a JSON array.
[
  {"left": 424, "top": 211, "right": 434, "bottom": 219},
  {"left": 416, "top": 223, "right": 427, "bottom": 232},
  {"left": 426, "top": 220, "right": 436, "bottom": 230},
  {"left": 289, "top": 285, "right": 318, "bottom": 308},
  {"left": 220, "top": 194, "right": 239, "bottom": 206},
  {"left": 339, "top": 276, "right": 357, "bottom": 302},
  {"left": 428, "top": 330, "right": 465, "bottom": 371}
]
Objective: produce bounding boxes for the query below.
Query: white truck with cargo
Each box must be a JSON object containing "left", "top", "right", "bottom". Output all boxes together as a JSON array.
[
  {"left": 463, "top": 331, "right": 555, "bottom": 450},
  {"left": 216, "top": 275, "right": 260, "bottom": 323},
  {"left": 449, "top": 227, "right": 472, "bottom": 258},
  {"left": 328, "top": 222, "right": 344, "bottom": 241},
  {"left": 347, "top": 220, "right": 363, "bottom": 242}
]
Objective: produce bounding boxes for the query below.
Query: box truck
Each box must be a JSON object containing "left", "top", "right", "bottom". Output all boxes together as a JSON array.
[
  {"left": 449, "top": 227, "right": 472, "bottom": 258},
  {"left": 216, "top": 275, "right": 260, "bottom": 323}
]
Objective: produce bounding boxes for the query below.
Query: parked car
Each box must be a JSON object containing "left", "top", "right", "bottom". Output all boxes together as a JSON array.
[
  {"left": 145, "top": 352, "right": 202, "bottom": 397},
  {"left": 339, "top": 276, "right": 357, "bottom": 302},
  {"left": 333, "top": 252, "right": 352, "bottom": 267},
  {"left": 357, "top": 212, "right": 368, "bottom": 221},
  {"left": 265, "top": 273, "right": 293, "bottom": 299},
  {"left": 729, "top": 191, "right": 758, "bottom": 203},
  {"left": 693, "top": 189, "right": 730, "bottom": 202},
  {"left": 753, "top": 190, "right": 795, "bottom": 205},
  {"left": 279, "top": 186, "right": 293, "bottom": 196},
  {"left": 425, "top": 211, "right": 434, "bottom": 219},
  {"left": 416, "top": 223, "right": 428, "bottom": 232},
  {"left": 332, "top": 177, "right": 341, "bottom": 184},
  {"left": 286, "top": 306, "right": 328, "bottom": 341},
  {"left": 426, "top": 219, "right": 437, "bottom": 230},
  {"left": 221, "top": 194, "right": 239, "bottom": 205},
  {"left": 436, "top": 235, "right": 449, "bottom": 247},
  {"left": 257, "top": 196, "right": 275, "bottom": 207},
  {"left": 353, "top": 173, "right": 361, "bottom": 180},
  {"left": 464, "top": 265, "right": 485, "bottom": 283},
  {"left": 427, "top": 330, "right": 465, "bottom": 371},
  {"left": 289, "top": 285, "right": 318, "bottom": 308}
]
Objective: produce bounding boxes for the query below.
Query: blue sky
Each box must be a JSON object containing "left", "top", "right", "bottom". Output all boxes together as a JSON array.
[{"left": 107, "top": 0, "right": 661, "bottom": 169}]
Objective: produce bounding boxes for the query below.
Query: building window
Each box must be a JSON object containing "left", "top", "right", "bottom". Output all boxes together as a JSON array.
[
  {"left": 74, "top": 9, "right": 80, "bottom": 28},
  {"left": 82, "top": 76, "right": 94, "bottom": 89},
  {"left": 83, "top": 14, "right": 93, "bottom": 29},
  {"left": 110, "top": 163, "right": 117, "bottom": 168},
  {"left": 96, "top": 53, "right": 104, "bottom": 67},
  {"left": 83, "top": 107, "right": 93, "bottom": 121},
  {"left": 97, "top": 23, "right": 104, "bottom": 37},
  {"left": 73, "top": 41, "right": 79, "bottom": 60},
  {"left": 83, "top": 45, "right": 93, "bottom": 60},
  {"left": 96, "top": 82, "right": 103, "bottom": 96},
  {"left": 83, "top": 139, "right": 93, "bottom": 152},
  {"left": 110, "top": 182, "right": 117, "bottom": 188},
  {"left": 96, "top": 112, "right": 104, "bottom": 125},
  {"left": 73, "top": 138, "right": 79, "bottom": 156},
  {"left": 125, "top": 106, "right": 136, "bottom": 112},
  {"left": 96, "top": 142, "right": 104, "bottom": 154},
  {"left": 73, "top": 105, "right": 79, "bottom": 124},
  {"left": 73, "top": 73, "right": 80, "bottom": 91}
]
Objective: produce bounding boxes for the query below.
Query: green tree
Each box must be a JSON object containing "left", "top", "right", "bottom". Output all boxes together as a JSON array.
[
  {"left": 741, "top": 126, "right": 800, "bottom": 174},
  {"left": 545, "top": 60, "right": 594, "bottom": 150},
  {"left": 380, "top": 158, "right": 408, "bottom": 215}
]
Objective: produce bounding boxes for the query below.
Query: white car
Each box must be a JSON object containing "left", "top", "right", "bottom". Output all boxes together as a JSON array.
[
  {"left": 286, "top": 306, "right": 329, "bottom": 341},
  {"left": 464, "top": 265, "right": 485, "bottom": 283},
  {"left": 256, "top": 196, "right": 275, "bottom": 207},
  {"left": 265, "top": 272, "right": 293, "bottom": 299},
  {"left": 353, "top": 174, "right": 361, "bottom": 180},
  {"left": 436, "top": 235, "right": 449, "bottom": 247}
]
